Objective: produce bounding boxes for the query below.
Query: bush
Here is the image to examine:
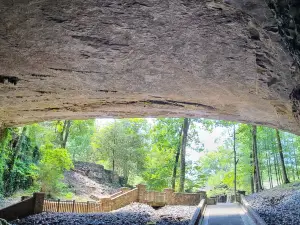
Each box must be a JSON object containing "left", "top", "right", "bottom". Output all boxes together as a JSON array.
[{"left": 38, "top": 148, "right": 73, "bottom": 196}]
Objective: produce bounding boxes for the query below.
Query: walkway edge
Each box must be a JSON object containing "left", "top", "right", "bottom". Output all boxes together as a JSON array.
[
  {"left": 240, "top": 195, "right": 267, "bottom": 225},
  {"left": 188, "top": 199, "right": 206, "bottom": 225}
]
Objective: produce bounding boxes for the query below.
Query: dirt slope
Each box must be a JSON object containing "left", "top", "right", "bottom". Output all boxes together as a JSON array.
[
  {"left": 64, "top": 171, "right": 120, "bottom": 200},
  {"left": 64, "top": 162, "right": 124, "bottom": 200}
]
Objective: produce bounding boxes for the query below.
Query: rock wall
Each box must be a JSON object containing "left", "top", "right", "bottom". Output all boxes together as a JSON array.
[
  {"left": 267, "top": 0, "right": 300, "bottom": 63},
  {"left": 0, "top": 0, "right": 300, "bottom": 134},
  {"left": 73, "top": 161, "right": 126, "bottom": 186}
]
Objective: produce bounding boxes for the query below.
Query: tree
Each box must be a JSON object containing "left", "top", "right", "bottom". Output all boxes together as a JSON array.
[
  {"left": 252, "top": 125, "right": 263, "bottom": 192},
  {"left": 179, "top": 118, "right": 191, "bottom": 192},
  {"left": 143, "top": 118, "right": 202, "bottom": 191},
  {"left": 143, "top": 118, "right": 183, "bottom": 191},
  {"left": 67, "top": 120, "right": 95, "bottom": 162},
  {"left": 39, "top": 147, "right": 73, "bottom": 195},
  {"left": 57, "top": 120, "right": 72, "bottom": 148},
  {"left": 3, "top": 127, "right": 27, "bottom": 194},
  {"left": 233, "top": 124, "right": 238, "bottom": 201},
  {"left": 172, "top": 125, "right": 183, "bottom": 190},
  {"left": 275, "top": 129, "right": 290, "bottom": 184},
  {"left": 92, "top": 119, "right": 148, "bottom": 183}
]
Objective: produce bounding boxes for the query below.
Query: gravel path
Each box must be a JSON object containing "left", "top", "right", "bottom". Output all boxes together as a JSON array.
[
  {"left": 12, "top": 203, "right": 196, "bottom": 225},
  {"left": 245, "top": 182, "right": 300, "bottom": 225}
]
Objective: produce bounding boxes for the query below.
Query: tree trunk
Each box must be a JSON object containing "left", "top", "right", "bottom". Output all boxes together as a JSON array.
[
  {"left": 172, "top": 126, "right": 183, "bottom": 190},
  {"left": 7, "top": 127, "right": 27, "bottom": 173},
  {"left": 292, "top": 139, "right": 300, "bottom": 180},
  {"left": 233, "top": 124, "right": 237, "bottom": 201},
  {"left": 252, "top": 125, "right": 263, "bottom": 192},
  {"left": 112, "top": 120, "right": 116, "bottom": 172},
  {"left": 267, "top": 148, "right": 273, "bottom": 188},
  {"left": 61, "top": 120, "right": 71, "bottom": 148},
  {"left": 0, "top": 128, "right": 7, "bottom": 143},
  {"left": 112, "top": 148, "right": 115, "bottom": 172},
  {"left": 59, "top": 120, "right": 72, "bottom": 148},
  {"left": 266, "top": 152, "right": 273, "bottom": 188},
  {"left": 275, "top": 129, "right": 290, "bottom": 184},
  {"left": 273, "top": 148, "right": 280, "bottom": 186},
  {"left": 249, "top": 141, "right": 254, "bottom": 194},
  {"left": 179, "top": 118, "right": 190, "bottom": 193},
  {"left": 250, "top": 174, "right": 254, "bottom": 193}
]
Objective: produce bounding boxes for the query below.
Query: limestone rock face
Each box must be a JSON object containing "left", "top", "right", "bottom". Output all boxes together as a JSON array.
[{"left": 0, "top": 0, "right": 300, "bottom": 134}]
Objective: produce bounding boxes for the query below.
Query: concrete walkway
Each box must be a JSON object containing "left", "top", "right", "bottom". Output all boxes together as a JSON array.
[{"left": 201, "top": 203, "right": 255, "bottom": 225}]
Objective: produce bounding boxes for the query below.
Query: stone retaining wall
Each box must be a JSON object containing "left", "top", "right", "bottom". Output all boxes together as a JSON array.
[
  {"left": 99, "top": 184, "right": 206, "bottom": 211},
  {"left": 0, "top": 193, "right": 44, "bottom": 221},
  {"left": 73, "top": 161, "right": 126, "bottom": 186},
  {"left": 44, "top": 184, "right": 207, "bottom": 213}
]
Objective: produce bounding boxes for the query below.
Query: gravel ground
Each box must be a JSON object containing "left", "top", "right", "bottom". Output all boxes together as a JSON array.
[
  {"left": 0, "top": 198, "right": 19, "bottom": 210},
  {"left": 12, "top": 203, "right": 196, "bottom": 225},
  {"left": 245, "top": 182, "right": 300, "bottom": 225}
]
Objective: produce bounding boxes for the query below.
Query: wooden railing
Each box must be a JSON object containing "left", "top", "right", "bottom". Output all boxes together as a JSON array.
[
  {"left": 43, "top": 200, "right": 103, "bottom": 213},
  {"left": 43, "top": 185, "right": 207, "bottom": 214}
]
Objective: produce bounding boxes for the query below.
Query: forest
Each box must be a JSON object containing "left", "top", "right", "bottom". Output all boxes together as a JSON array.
[{"left": 0, "top": 118, "right": 299, "bottom": 199}]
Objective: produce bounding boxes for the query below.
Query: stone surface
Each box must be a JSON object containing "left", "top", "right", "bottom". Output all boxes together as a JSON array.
[
  {"left": 72, "top": 161, "right": 126, "bottom": 186},
  {"left": 12, "top": 203, "right": 197, "bottom": 225},
  {"left": 245, "top": 182, "right": 300, "bottom": 225},
  {"left": 63, "top": 161, "right": 124, "bottom": 200},
  {"left": 0, "top": 0, "right": 300, "bottom": 134}
]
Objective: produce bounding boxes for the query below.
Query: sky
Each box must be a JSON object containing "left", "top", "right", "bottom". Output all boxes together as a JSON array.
[{"left": 188, "top": 126, "right": 228, "bottom": 161}]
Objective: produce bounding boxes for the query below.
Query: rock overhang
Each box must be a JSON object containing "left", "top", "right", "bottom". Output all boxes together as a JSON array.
[{"left": 0, "top": 0, "right": 299, "bottom": 134}]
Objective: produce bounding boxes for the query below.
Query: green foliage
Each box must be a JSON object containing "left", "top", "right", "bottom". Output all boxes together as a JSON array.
[
  {"left": 92, "top": 119, "right": 149, "bottom": 184},
  {"left": 142, "top": 118, "right": 204, "bottom": 191},
  {"left": 1, "top": 127, "right": 40, "bottom": 196},
  {"left": 38, "top": 147, "right": 73, "bottom": 196},
  {"left": 0, "top": 117, "right": 299, "bottom": 199},
  {"left": 67, "top": 120, "right": 96, "bottom": 162},
  {"left": 142, "top": 118, "right": 182, "bottom": 190}
]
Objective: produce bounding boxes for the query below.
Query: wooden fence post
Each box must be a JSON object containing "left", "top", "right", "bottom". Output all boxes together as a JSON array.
[
  {"left": 87, "top": 201, "right": 89, "bottom": 213},
  {"left": 72, "top": 200, "right": 75, "bottom": 213},
  {"left": 57, "top": 199, "right": 60, "bottom": 212}
]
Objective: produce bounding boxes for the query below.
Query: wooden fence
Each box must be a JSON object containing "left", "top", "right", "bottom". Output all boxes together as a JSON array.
[
  {"left": 43, "top": 184, "right": 207, "bottom": 213},
  {"left": 43, "top": 200, "right": 103, "bottom": 213}
]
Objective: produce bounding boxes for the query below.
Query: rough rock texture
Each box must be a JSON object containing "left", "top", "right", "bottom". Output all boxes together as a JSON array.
[
  {"left": 0, "top": 0, "right": 300, "bottom": 134},
  {"left": 64, "top": 161, "right": 125, "bottom": 200},
  {"left": 245, "top": 182, "right": 300, "bottom": 225},
  {"left": 267, "top": 0, "right": 300, "bottom": 63},
  {"left": 72, "top": 161, "right": 126, "bottom": 186}
]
